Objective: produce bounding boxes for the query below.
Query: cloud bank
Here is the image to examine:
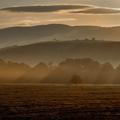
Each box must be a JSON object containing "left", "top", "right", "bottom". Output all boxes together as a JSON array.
[
  {"left": 1, "top": 5, "right": 89, "bottom": 13},
  {"left": 72, "top": 8, "right": 120, "bottom": 14},
  {"left": 1, "top": 5, "right": 120, "bottom": 15}
]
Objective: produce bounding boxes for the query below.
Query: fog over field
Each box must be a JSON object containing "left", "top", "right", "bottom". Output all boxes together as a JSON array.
[{"left": 0, "top": 0, "right": 120, "bottom": 120}]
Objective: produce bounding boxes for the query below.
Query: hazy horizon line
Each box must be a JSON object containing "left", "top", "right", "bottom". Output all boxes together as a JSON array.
[{"left": 0, "top": 23, "right": 120, "bottom": 30}]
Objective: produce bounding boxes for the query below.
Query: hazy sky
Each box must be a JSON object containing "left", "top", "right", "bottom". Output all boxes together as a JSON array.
[
  {"left": 0, "top": 0, "right": 120, "bottom": 28},
  {"left": 0, "top": 0, "right": 120, "bottom": 8}
]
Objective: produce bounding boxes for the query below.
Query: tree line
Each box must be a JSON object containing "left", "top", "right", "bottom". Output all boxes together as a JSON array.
[{"left": 0, "top": 58, "right": 120, "bottom": 84}]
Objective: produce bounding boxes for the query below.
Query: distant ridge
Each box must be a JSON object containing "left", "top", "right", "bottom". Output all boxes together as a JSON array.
[{"left": 0, "top": 24, "right": 120, "bottom": 48}]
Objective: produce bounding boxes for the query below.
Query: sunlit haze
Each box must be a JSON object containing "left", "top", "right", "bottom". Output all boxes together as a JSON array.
[{"left": 0, "top": 0, "right": 120, "bottom": 28}]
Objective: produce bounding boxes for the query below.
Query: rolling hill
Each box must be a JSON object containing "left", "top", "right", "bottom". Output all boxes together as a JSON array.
[
  {"left": 0, "top": 24, "right": 120, "bottom": 48},
  {"left": 0, "top": 40, "right": 120, "bottom": 65}
]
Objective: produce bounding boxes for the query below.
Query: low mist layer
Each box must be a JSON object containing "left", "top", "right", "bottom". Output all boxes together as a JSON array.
[{"left": 0, "top": 58, "right": 120, "bottom": 84}]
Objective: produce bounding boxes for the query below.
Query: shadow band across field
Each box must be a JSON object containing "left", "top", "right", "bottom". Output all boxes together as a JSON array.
[{"left": 0, "top": 84, "right": 119, "bottom": 120}]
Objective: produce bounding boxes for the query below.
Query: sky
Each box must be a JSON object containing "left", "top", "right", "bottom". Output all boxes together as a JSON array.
[
  {"left": 0, "top": 0, "right": 120, "bottom": 28},
  {"left": 0, "top": 0, "right": 120, "bottom": 8}
]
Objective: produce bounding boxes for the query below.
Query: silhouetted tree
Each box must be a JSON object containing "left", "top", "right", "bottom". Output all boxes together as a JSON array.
[
  {"left": 70, "top": 75, "right": 82, "bottom": 84},
  {"left": 91, "top": 37, "right": 96, "bottom": 41}
]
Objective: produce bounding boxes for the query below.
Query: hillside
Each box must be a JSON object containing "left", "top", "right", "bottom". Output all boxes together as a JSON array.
[
  {"left": 0, "top": 40, "right": 120, "bottom": 65},
  {"left": 0, "top": 24, "right": 120, "bottom": 48}
]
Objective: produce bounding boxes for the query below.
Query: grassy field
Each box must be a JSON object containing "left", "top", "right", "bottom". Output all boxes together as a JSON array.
[{"left": 0, "top": 84, "right": 120, "bottom": 120}]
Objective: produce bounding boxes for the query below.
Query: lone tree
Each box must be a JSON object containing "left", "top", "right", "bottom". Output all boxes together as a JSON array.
[{"left": 70, "top": 75, "right": 82, "bottom": 84}]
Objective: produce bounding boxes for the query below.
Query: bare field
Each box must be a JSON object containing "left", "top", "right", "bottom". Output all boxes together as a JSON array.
[{"left": 0, "top": 84, "right": 120, "bottom": 120}]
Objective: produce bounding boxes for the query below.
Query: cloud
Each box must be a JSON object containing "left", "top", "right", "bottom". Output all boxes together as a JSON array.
[
  {"left": 1, "top": 4, "right": 120, "bottom": 15},
  {"left": 1, "top": 5, "right": 89, "bottom": 13},
  {"left": 71, "top": 8, "right": 120, "bottom": 14},
  {"left": 47, "top": 18, "right": 76, "bottom": 22},
  {"left": 17, "top": 19, "right": 41, "bottom": 26}
]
